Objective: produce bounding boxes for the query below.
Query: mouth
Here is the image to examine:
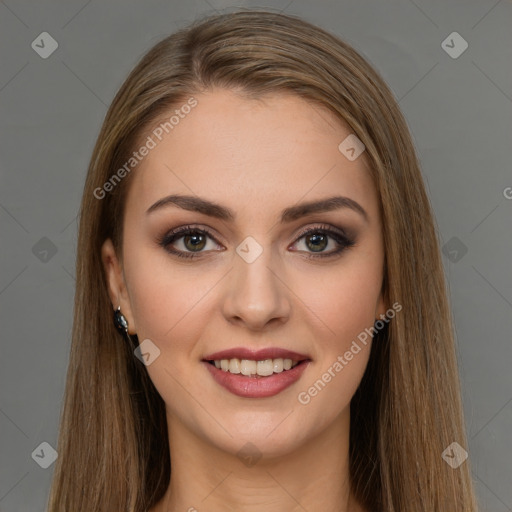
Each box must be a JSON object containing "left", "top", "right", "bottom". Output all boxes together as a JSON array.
[
  {"left": 201, "top": 347, "right": 312, "bottom": 398},
  {"left": 205, "top": 357, "right": 307, "bottom": 377}
]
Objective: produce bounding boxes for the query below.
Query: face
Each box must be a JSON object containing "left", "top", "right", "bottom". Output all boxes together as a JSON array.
[{"left": 102, "top": 88, "right": 387, "bottom": 458}]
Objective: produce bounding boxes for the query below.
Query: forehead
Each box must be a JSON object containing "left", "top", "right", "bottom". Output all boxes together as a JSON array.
[{"left": 125, "top": 89, "right": 379, "bottom": 223}]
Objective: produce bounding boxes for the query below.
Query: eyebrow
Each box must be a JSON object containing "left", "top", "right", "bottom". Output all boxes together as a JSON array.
[{"left": 146, "top": 194, "right": 368, "bottom": 223}]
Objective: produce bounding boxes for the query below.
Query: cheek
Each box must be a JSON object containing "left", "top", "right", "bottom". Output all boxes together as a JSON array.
[
  {"left": 123, "top": 250, "right": 218, "bottom": 416},
  {"left": 291, "top": 254, "right": 382, "bottom": 416},
  {"left": 296, "top": 257, "right": 383, "bottom": 354},
  {"left": 124, "top": 246, "right": 219, "bottom": 344},
  {"left": 293, "top": 354, "right": 370, "bottom": 451},
  {"left": 293, "top": 277, "right": 376, "bottom": 428}
]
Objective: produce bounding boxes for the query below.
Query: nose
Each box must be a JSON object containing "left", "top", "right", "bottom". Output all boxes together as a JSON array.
[{"left": 221, "top": 242, "right": 291, "bottom": 331}]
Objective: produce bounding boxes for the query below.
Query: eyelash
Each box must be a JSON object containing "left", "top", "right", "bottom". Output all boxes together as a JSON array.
[{"left": 157, "top": 224, "right": 356, "bottom": 260}]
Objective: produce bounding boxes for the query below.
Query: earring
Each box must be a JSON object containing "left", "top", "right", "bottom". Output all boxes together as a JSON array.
[
  {"left": 114, "top": 306, "right": 129, "bottom": 333},
  {"left": 113, "top": 306, "right": 139, "bottom": 349}
]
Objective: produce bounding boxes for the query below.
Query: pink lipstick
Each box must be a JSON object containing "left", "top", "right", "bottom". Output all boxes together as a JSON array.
[{"left": 202, "top": 347, "right": 311, "bottom": 398}]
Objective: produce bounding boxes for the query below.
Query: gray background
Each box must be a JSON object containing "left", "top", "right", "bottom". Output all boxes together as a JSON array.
[{"left": 0, "top": 0, "right": 511, "bottom": 510}]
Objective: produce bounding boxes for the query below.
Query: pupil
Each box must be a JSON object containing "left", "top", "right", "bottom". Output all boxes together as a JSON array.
[
  {"left": 307, "top": 234, "right": 326, "bottom": 252},
  {"left": 185, "top": 234, "right": 205, "bottom": 251}
]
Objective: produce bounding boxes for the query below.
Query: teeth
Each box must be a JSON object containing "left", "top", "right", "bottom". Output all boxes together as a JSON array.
[
  {"left": 213, "top": 358, "right": 300, "bottom": 376},
  {"left": 273, "top": 359, "right": 284, "bottom": 373},
  {"left": 240, "top": 359, "right": 256, "bottom": 376},
  {"left": 229, "top": 358, "right": 241, "bottom": 374},
  {"left": 257, "top": 359, "right": 273, "bottom": 376}
]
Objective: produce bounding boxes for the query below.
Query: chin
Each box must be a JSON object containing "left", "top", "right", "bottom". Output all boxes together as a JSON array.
[
  {"left": 213, "top": 430, "right": 308, "bottom": 462},
  {"left": 199, "top": 410, "right": 313, "bottom": 459}
]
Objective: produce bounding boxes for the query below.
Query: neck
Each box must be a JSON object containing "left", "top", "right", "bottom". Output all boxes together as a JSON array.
[{"left": 152, "top": 408, "right": 366, "bottom": 512}]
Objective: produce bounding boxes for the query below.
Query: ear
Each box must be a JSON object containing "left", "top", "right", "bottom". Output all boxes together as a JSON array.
[
  {"left": 375, "top": 263, "right": 389, "bottom": 321},
  {"left": 101, "top": 238, "right": 137, "bottom": 334},
  {"left": 375, "top": 292, "right": 388, "bottom": 321}
]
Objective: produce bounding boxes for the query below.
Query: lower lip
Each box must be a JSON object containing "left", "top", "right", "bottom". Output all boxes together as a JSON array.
[{"left": 203, "top": 360, "right": 310, "bottom": 398}]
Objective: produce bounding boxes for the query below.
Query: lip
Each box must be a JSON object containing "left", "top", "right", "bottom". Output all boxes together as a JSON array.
[
  {"left": 203, "top": 347, "right": 310, "bottom": 363},
  {"left": 202, "top": 347, "right": 312, "bottom": 398},
  {"left": 203, "top": 360, "right": 310, "bottom": 398}
]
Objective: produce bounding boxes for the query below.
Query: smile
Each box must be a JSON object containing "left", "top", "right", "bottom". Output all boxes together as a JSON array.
[
  {"left": 202, "top": 347, "right": 311, "bottom": 398},
  {"left": 210, "top": 358, "right": 300, "bottom": 376}
]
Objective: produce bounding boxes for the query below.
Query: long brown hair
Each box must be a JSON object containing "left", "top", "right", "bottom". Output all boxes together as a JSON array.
[{"left": 48, "top": 10, "right": 479, "bottom": 511}]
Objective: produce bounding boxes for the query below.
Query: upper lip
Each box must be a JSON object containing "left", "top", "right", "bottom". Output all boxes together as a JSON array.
[{"left": 203, "top": 347, "right": 311, "bottom": 363}]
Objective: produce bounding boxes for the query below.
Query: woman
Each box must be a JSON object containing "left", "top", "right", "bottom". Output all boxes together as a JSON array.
[{"left": 47, "top": 10, "right": 479, "bottom": 512}]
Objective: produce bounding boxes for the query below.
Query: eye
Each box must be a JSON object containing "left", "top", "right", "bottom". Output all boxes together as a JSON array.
[
  {"left": 158, "top": 225, "right": 222, "bottom": 259},
  {"left": 158, "top": 224, "right": 356, "bottom": 260},
  {"left": 290, "top": 224, "right": 356, "bottom": 259}
]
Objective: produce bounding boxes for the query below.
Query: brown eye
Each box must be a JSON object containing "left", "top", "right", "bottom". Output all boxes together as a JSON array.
[
  {"left": 291, "top": 225, "right": 356, "bottom": 259},
  {"left": 158, "top": 226, "right": 222, "bottom": 259},
  {"left": 304, "top": 233, "right": 328, "bottom": 252},
  {"left": 158, "top": 224, "right": 356, "bottom": 260},
  {"left": 183, "top": 233, "right": 207, "bottom": 252}
]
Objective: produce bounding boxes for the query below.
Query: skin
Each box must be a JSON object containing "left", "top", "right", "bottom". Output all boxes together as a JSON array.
[{"left": 102, "top": 88, "right": 387, "bottom": 512}]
